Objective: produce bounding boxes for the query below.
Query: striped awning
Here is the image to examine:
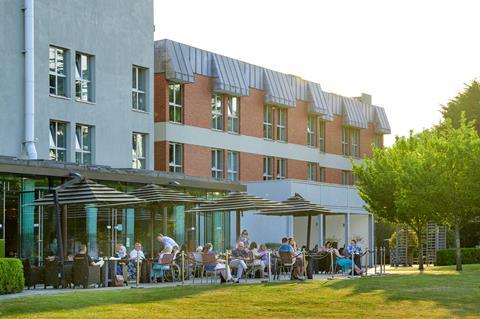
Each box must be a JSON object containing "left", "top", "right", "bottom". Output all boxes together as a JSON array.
[
  {"left": 258, "top": 193, "right": 333, "bottom": 217},
  {"left": 212, "top": 54, "right": 249, "bottom": 96},
  {"left": 157, "top": 39, "right": 194, "bottom": 84},
  {"left": 373, "top": 105, "right": 391, "bottom": 134},
  {"left": 263, "top": 69, "right": 296, "bottom": 108},
  {"left": 342, "top": 97, "right": 368, "bottom": 129},
  {"left": 185, "top": 192, "right": 289, "bottom": 213},
  {"left": 307, "top": 82, "right": 332, "bottom": 118},
  {"left": 129, "top": 184, "right": 205, "bottom": 204},
  {"left": 34, "top": 179, "right": 143, "bottom": 206}
]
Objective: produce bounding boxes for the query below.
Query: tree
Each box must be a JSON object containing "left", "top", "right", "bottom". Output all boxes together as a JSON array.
[{"left": 441, "top": 80, "right": 480, "bottom": 132}]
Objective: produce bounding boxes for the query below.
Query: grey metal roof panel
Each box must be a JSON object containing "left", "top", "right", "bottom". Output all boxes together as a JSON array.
[
  {"left": 373, "top": 105, "right": 391, "bottom": 134},
  {"left": 343, "top": 98, "right": 369, "bottom": 129},
  {"left": 263, "top": 69, "right": 296, "bottom": 108},
  {"left": 159, "top": 40, "right": 195, "bottom": 83},
  {"left": 212, "top": 54, "right": 249, "bottom": 96},
  {"left": 307, "top": 81, "right": 332, "bottom": 117}
]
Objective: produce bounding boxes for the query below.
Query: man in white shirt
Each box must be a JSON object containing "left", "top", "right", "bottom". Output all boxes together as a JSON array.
[
  {"left": 156, "top": 234, "right": 179, "bottom": 252},
  {"left": 127, "top": 242, "right": 145, "bottom": 281}
]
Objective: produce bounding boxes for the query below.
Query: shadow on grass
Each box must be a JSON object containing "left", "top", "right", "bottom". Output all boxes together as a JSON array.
[
  {"left": 0, "top": 281, "right": 291, "bottom": 317},
  {"left": 328, "top": 265, "right": 480, "bottom": 317}
]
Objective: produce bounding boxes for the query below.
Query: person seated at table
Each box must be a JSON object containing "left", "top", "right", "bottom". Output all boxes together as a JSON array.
[
  {"left": 334, "top": 247, "right": 363, "bottom": 275},
  {"left": 347, "top": 239, "right": 362, "bottom": 268},
  {"left": 238, "top": 229, "right": 250, "bottom": 248},
  {"left": 115, "top": 243, "right": 127, "bottom": 259},
  {"left": 229, "top": 241, "right": 249, "bottom": 283},
  {"left": 127, "top": 242, "right": 145, "bottom": 280},
  {"left": 278, "top": 237, "right": 303, "bottom": 280},
  {"left": 249, "top": 242, "right": 266, "bottom": 278},
  {"left": 150, "top": 246, "right": 173, "bottom": 282},
  {"left": 75, "top": 245, "right": 105, "bottom": 268},
  {"left": 156, "top": 234, "right": 179, "bottom": 253},
  {"left": 203, "top": 243, "right": 233, "bottom": 284}
]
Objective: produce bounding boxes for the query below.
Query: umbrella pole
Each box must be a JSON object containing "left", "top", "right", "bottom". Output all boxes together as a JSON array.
[
  {"left": 53, "top": 190, "right": 65, "bottom": 287},
  {"left": 306, "top": 215, "right": 312, "bottom": 250},
  {"left": 235, "top": 210, "right": 241, "bottom": 240}
]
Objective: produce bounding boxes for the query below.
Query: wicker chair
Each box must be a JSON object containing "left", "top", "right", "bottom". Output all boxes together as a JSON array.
[
  {"left": 278, "top": 251, "right": 295, "bottom": 280},
  {"left": 22, "top": 259, "right": 45, "bottom": 289},
  {"left": 44, "top": 259, "right": 73, "bottom": 288},
  {"left": 72, "top": 256, "right": 101, "bottom": 288},
  {"left": 201, "top": 253, "right": 220, "bottom": 284}
]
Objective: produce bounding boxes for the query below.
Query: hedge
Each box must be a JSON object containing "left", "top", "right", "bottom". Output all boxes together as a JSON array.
[
  {"left": 0, "top": 239, "right": 4, "bottom": 258},
  {"left": 0, "top": 258, "right": 24, "bottom": 295},
  {"left": 436, "top": 248, "right": 480, "bottom": 266}
]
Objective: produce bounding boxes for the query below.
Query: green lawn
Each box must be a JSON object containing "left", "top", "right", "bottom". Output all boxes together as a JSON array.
[{"left": 1, "top": 265, "right": 479, "bottom": 319}]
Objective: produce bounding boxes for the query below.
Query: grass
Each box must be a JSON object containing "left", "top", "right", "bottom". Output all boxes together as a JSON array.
[{"left": 1, "top": 265, "right": 479, "bottom": 319}]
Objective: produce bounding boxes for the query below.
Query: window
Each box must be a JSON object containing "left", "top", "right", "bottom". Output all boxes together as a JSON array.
[
  {"left": 263, "top": 105, "right": 273, "bottom": 139},
  {"left": 211, "top": 149, "right": 224, "bottom": 179},
  {"left": 319, "top": 121, "right": 325, "bottom": 152},
  {"left": 132, "top": 133, "right": 146, "bottom": 169},
  {"left": 168, "top": 83, "right": 182, "bottom": 123},
  {"left": 276, "top": 108, "right": 287, "bottom": 142},
  {"left": 227, "top": 151, "right": 239, "bottom": 181},
  {"left": 211, "top": 94, "right": 223, "bottom": 130},
  {"left": 307, "top": 115, "right": 316, "bottom": 147},
  {"left": 132, "top": 66, "right": 147, "bottom": 111},
  {"left": 351, "top": 129, "right": 360, "bottom": 158},
  {"left": 307, "top": 162, "right": 317, "bottom": 181},
  {"left": 49, "top": 121, "right": 67, "bottom": 161},
  {"left": 227, "top": 96, "right": 239, "bottom": 133},
  {"left": 319, "top": 167, "right": 326, "bottom": 182},
  {"left": 75, "top": 125, "right": 92, "bottom": 164},
  {"left": 342, "top": 127, "right": 350, "bottom": 156},
  {"left": 352, "top": 172, "right": 357, "bottom": 185},
  {"left": 374, "top": 134, "right": 383, "bottom": 148},
  {"left": 342, "top": 170, "right": 350, "bottom": 185},
  {"left": 75, "top": 53, "right": 93, "bottom": 102},
  {"left": 263, "top": 156, "right": 273, "bottom": 180},
  {"left": 276, "top": 158, "right": 287, "bottom": 179},
  {"left": 49, "top": 47, "right": 67, "bottom": 97},
  {"left": 169, "top": 143, "right": 183, "bottom": 173}
]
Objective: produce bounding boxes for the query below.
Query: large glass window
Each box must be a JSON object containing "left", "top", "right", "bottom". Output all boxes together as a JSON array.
[
  {"left": 211, "top": 94, "right": 223, "bottom": 130},
  {"left": 263, "top": 156, "right": 273, "bottom": 180},
  {"left": 75, "top": 125, "right": 92, "bottom": 164},
  {"left": 276, "top": 158, "right": 287, "bottom": 179},
  {"left": 169, "top": 143, "right": 183, "bottom": 173},
  {"left": 227, "top": 151, "right": 239, "bottom": 181},
  {"left": 307, "top": 162, "right": 317, "bottom": 181},
  {"left": 263, "top": 105, "right": 273, "bottom": 139},
  {"left": 342, "top": 127, "right": 350, "bottom": 156},
  {"left": 307, "top": 115, "right": 316, "bottom": 147},
  {"left": 211, "top": 149, "right": 224, "bottom": 179},
  {"left": 132, "top": 66, "right": 147, "bottom": 111},
  {"left": 132, "top": 133, "right": 146, "bottom": 169},
  {"left": 75, "top": 53, "right": 93, "bottom": 102},
  {"left": 227, "top": 96, "right": 239, "bottom": 133},
  {"left": 49, "top": 47, "right": 67, "bottom": 97},
  {"left": 319, "top": 121, "right": 325, "bottom": 152},
  {"left": 276, "top": 108, "right": 287, "bottom": 142},
  {"left": 351, "top": 129, "right": 360, "bottom": 158},
  {"left": 49, "top": 121, "right": 67, "bottom": 161},
  {"left": 168, "top": 83, "right": 182, "bottom": 123}
]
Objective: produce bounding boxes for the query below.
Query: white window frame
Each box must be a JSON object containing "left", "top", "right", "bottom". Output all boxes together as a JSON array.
[
  {"left": 211, "top": 94, "right": 224, "bottom": 130},
  {"left": 132, "top": 66, "right": 147, "bottom": 111},
  {"left": 49, "top": 120, "right": 68, "bottom": 162},
  {"left": 307, "top": 162, "right": 317, "bottom": 181},
  {"left": 49, "top": 47, "right": 67, "bottom": 97},
  {"left": 227, "top": 150, "right": 239, "bottom": 181},
  {"left": 168, "top": 83, "right": 182, "bottom": 123},
  {"left": 263, "top": 156, "right": 273, "bottom": 180},
  {"left": 211, "top": 149, "right": 224, "bottom": 179},
  {"left": 227, "top": 96, "right": 240, "bottom": 133},
  {"left": 342, "top": 127, "right": 350, "bottom": 156},
  {"left": 319, "top": 120, "right": 325, "bottom": 152},
  {"left": 319, "top": 166, "right": 326, "bottom": 182},
  {"left": 307, "top": 115, "right": 316, "bottom": 147},
  {"left": 75, "top": 53, "right": 93, "bottom": 102},
  {"left": 276, "top": 158, "right": 287, "bottom": 179},
  {"left": 75, "top": 124, "right": 92, "bottom": 165},
  {"left": 351, "top": 129, "right": 360, "bottom": 158},
  {"left": 169, "top": 143, "right": 183, "bottom": 173},
  {"left": 342, "top": 170, "right": 350, "bottom": 185},
  {"left": 263, "top": 105, "right": 273, "bottom": 139},
  {"left": 132, "top": 132, "right": 147, "bottom": 169},
  {"left": 276, "top": 108, "right": 287, "bottom": 142}
]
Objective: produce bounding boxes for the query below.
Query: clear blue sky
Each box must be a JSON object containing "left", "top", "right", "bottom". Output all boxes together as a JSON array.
[{"left": 154, "top": 0, "right": 480, "bottom": 145}]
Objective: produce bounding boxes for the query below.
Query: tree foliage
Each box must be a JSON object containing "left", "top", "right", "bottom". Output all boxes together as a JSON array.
[{"left": 441, "top": 80, "right": 480, "bottom": 131}]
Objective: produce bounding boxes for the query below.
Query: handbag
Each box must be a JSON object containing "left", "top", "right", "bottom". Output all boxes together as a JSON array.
[{"left": 114, "top": 274, "right": 124, "bottom": 287}]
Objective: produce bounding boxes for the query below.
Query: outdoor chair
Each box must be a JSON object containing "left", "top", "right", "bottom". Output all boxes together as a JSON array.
[
  {"left": 72, "top": 256, "right": 101, "bottom": 288},
  {"left": 201, "top": 253, "right": 220, "bottom": 284},
  {"left": 245, "top": 251, "right": 263, "bottom": 279},
  {"left": 190, "top": 252, "right": 203, "bottom": 283},
  {"left": 152, "top": 253, "right": 177, "bottom": 282},
  {"left": 278, "top": 251, "right": 295, "bottom": 280},
  {"left": 22, "top": 259, "right": 45, "bottom": 289},
  {"left": 44, "top": 258, "right": 73, "bottom": 288}
]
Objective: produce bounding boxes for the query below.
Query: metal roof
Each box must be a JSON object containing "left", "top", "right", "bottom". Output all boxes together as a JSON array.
[
  {"left": 212, "top": 54, "right": 249, "bottom": 96},
  {"left": 263, "top": 69, "right": 296, "bottom": 108},
  {"left": 373, "top": 105, "right": 391, "bottom": 134},
  {"left": 155, "top": 39, "right": 194, "bottom": 83},
  {"left": 129, "top": 183, "right": 206, "bottom": 204},
  {"left": 342, "top": 97, "right": 369, "bottom": 129},
  {"left": 307, "top": 82, "right": 332, "bottom": 117}
]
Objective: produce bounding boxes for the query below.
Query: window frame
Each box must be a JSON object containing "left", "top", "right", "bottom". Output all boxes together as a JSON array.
[
  {"left": 341, "top": 170, "right": 350, "bottom": 185},
  {"left": 307, "top": 162, "right": 317, "bottom": 181},
  {"left": 319, "top": 166, "right": 326, "bottom": 182},
  {"left": 211, "top": 93, "right": 224, "bottom": 130},
  {"left": 168, "top": 83, "right": 183, "bottom": 123},
  {"left": 132, "top": 132, "right": 147, "bottom": 169},
  {"left": 307, "top": 115, "right": 316, "bottom": 147},
  {"left": 49, "top": 120, "right": 68, "bottom": 162},
  {"left": 351, "top": 129, "right": 360, "bottom": 158},
  {"left": 227, "top": 96, "right": 240, "bottom": 133},
  {"left": 75, "top": 124, "right": 92, "bottom": 165},
  {"left": 132, "top": 66, "right": 147, "bottom": 112},
  {"left": 263, "top": 156, "right": 273, "bottom": 180},
  {"left": 342, "top": 127, "right": 350, "bottom": 156},
  {"left": 211, "top": 148, "right": 224, "bottom": 179},
  {"left": 227, "top": 150, "right": 239, "bottom": 181},
  {"left": 374, "top": 134, "right": 383, "bottom": 148},
  {"left": 276, "top": 158, "right": 287, "bottom": 180},
  {"left": 276, "top": 108, "right": 287, "bottom": 142},
  {"left": 49, "top": 46, "right": 68, "bottom": 97},
  {"left": 318, "top": 120, "right": 326, "bottom": 152},
  {"left": 263, "top": 105, "right": 273, "bottom": 139},
  {"left": 75, "top": 52, "right": 93, "bottom": 102},
  {"left": 169, "top": 142, "right": 183, "bottom": 173}
]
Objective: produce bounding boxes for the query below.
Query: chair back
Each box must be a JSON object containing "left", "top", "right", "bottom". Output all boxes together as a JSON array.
[
  {"left": 72, "top": 256, "right": 89, "bottom": 283},
  {"left": 201, "top": 253, "right": 217, "bottom": 267},
  {"left": 279, "top": 251, "right": 294, "bottom": 265},
  {"left": 159, "top": 253, "right": 175, "bottom": 266}
]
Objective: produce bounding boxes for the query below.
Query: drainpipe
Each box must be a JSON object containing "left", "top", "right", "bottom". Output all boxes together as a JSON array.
[{"left": 24, "top": 0, "right": 38, "bottom": 160}]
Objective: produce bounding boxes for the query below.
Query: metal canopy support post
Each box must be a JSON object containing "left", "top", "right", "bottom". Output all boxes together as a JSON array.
[
  {"left": 344, "top": 213, "right": 350, "bottom": 248},
  {"left": 368, "top": 214, "right": 374, "bottom": 267},
  {"left": 53, "top": 190, "right": 65, "bottom": 287},
  {"left": 318, "top": 214, "right": 324, "bottom": 247},
  {"left": 235, "top": 210, "right": 241, "bottom": 240},
  {"left": 306, "top": 215, "right": 312, "bottom": 250}
]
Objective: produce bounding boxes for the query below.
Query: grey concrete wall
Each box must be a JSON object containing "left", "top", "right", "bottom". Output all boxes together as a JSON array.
[{"left": 0, "top": 0, "right": 154, "bottom": 169}]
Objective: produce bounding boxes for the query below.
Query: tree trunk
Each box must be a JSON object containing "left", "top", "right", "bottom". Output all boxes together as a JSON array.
[
  {"left": 417, "top": 230, "right": 424, "bottom": 271},
  {"left": 454, "top": 221, "right": 462, "bottom": 271}
]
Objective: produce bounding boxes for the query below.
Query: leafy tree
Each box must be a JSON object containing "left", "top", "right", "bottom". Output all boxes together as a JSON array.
[{"left": 441, "top": 80, "right": 480, "bottom": 132}]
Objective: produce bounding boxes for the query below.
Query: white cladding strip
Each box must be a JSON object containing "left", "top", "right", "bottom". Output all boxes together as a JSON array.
[{"left": 155, "top": 123, "right": 361, "bottom": 170}]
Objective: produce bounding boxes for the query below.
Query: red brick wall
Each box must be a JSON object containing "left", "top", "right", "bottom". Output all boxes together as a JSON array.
[
  {"left": 239, "top": 88, "right": 264, "bottom": 137},
  {"left": 184, "top": 75, "right": 212, "bottom": 129},
  {"left": 240, "top": 152, "right": 263, "bottom": 181},
  {"left": 324, "top": 115, "right": 344, "bottom": 155},
  {"left": 184, "top": 144, "right": 211, "bottom": 178},
  {"left": 154, "top": 141, "right": 168, "bottom": 171},
  {"left": 288, "top": 159, "right": 308, "bottom": 180},
  {"left": 154, "top": 74, "right": 168, "bottom": 123},
  {"left": 287, "top": 101, "right": 308, "bottom": 145},
  {"left": 360, "top": 123, "right": 376, "bottom": 158}
]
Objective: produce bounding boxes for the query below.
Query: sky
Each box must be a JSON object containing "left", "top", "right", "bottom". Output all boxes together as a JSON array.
[{"left": 154, "top": 0, "right": 480, "bottom": 146}]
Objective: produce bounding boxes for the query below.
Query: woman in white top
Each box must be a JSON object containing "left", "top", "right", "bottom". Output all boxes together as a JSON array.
[{"left": 249, "top": 242, "right": 266, "bottom": 277}]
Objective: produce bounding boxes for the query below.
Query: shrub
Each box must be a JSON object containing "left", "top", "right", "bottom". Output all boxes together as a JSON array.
[
  {"left": 0, "top": 258, "right": 24, "bottom": 295},
  {"left": 0, "top": 239, "right": 4, "bottom": 258},
  {"left": 265, "top": 242, "right": 281, "bottom": 250},
  {"left": 436, "top": 248, "right": 480, "bottom": 266}
]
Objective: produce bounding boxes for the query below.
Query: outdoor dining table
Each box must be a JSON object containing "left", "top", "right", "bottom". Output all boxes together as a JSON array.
[{"left": 102, "top": 257, "right": 121, "bottom": 287}]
